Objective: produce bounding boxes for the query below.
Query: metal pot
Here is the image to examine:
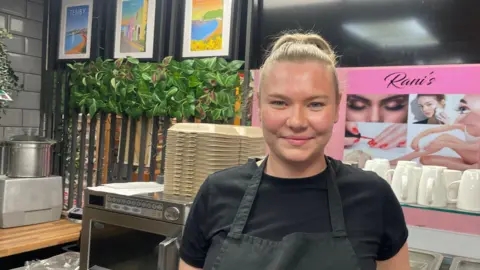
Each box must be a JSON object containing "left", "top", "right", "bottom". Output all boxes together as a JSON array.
[
  {"left": 0, "top": 142, "right": 7, "bottom": 175},
  {"left": 5, "top": 135, "right": 56, "bottom": 178}
]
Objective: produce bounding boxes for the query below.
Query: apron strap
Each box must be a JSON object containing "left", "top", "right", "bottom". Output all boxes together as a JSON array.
[
  {"left": 228, "top": 158, "right": 266, "bottom": 239},
  {"left": 325, "top": 158, "right": 348, "bottom": 237}
]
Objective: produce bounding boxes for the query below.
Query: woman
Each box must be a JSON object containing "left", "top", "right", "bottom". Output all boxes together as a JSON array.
[
  {"left": 346, "top": 94, "right": 409, "bottom": 123},
  {"left": 414, "top": 94, "right": 449, "bottom": 124},
  {"left": 179, "top": 32, "right": 410, "bottom": 270},
  {"left": 392, "top": 94, "right": 480, "bottom": 170}
]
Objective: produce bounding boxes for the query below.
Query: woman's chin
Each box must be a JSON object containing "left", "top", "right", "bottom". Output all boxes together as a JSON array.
[{"left": 278, "top": 149, "right": 317, "bottom": 163}]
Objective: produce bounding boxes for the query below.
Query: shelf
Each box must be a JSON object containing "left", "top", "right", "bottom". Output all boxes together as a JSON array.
[{"left": 402, "top": 203, "right": 480, "bottom": 216}]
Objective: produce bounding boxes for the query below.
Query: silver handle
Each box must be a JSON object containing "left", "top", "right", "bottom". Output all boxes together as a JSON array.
[{"left": 157, "top": 237, "right": 179, "bottom": 270}]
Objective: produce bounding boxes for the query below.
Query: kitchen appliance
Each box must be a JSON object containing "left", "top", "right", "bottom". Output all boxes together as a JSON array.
[
  {"left": 80, "top": 189, "right": 192, "bottom": 270},
  {"left": 0, "top": 175, "right": 62, "bottom": 228},
  {"left": 5, "top": 135, "right": 56, "bottom": 178}
]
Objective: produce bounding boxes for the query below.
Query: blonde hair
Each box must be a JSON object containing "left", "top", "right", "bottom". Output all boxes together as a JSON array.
[{"left": 259, "top": 32, "right": 340, "bottom": 101}]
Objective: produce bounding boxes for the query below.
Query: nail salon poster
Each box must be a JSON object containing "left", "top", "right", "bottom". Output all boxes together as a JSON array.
[{"left": 251, "top": 65, "right": 480, "bottom": 170}]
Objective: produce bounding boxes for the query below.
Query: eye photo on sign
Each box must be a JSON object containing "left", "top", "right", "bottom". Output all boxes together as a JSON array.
[
  {"left": 343, "top": 122, "right": 408, "bottom": 162},
  {"left": 346, "top": 94, "right": 409, "bottom": 123},
  {"left": 408, "top": 94, "right": 464, "bottom": 125}
]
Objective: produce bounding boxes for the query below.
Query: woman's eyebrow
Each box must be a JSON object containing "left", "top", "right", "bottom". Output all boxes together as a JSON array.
[
  {"left": 460, "top": 99, "right": 467, "bottom": 104},
  {"left": 381, "top": 95, "right": 408, "bottom": 103},
  {"left": 348, "top": 95, "right": 370, "bottom": 103}
]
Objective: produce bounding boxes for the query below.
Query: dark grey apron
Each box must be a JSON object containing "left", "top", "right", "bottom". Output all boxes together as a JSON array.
[{"left": 210, "top": 157, "right": 361, "bottom": 270}]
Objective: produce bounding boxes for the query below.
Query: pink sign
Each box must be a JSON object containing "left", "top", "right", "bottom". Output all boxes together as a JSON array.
[{"left": 250, "top": 65, "right": 480, "bottom": 235}]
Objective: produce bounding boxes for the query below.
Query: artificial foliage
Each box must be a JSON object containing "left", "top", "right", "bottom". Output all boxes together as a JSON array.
[
  {"left": 0, "top": 29, "right": 21, "bottom": 109},
  {"left": 68, "top": 56, "right": 244, "bottom": 122}
]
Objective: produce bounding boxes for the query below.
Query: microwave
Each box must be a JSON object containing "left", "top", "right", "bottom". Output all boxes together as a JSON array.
[{"left": 80, "top": 189, "right": 192, "bottom": 270}]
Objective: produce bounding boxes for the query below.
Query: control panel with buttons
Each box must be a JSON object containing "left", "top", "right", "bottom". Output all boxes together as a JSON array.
[{"left": 105, "top": 195, "right": 172, "bottom": 220}]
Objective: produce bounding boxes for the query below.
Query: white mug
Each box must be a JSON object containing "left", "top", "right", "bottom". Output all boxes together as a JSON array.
[
  {"left": 417, "top": 166, "right": 450, "bottom": 207},
  {"left": 448, "top": 169, "right": 480, "bottom": 212},
  {"left": 391, "top": 164, "right": 422, "bottom": 203},
  {"left": 443, "top": 169, "right": 462, "bottom": 203}
]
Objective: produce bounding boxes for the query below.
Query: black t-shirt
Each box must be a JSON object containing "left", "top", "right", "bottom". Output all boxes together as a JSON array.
[{"left": 180, "top": 159, "right": 408, "bottom": 270}]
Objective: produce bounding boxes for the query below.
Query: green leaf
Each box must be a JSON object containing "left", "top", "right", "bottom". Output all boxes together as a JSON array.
[
  {"left": 203, "top": 57, "right": 217, "bottom": 70},
  {"left": 226, "top": 107, "right": 234, "bottom": 118},
  {"left": 67, "top": 63, "right": 75, "bottom": 70},
  {"left": 225, "top": 74, "right": 238, "bottom": 88},
  {"left": 216, "top": 58, "right": 228, "bottom": 70},
  {"left": 89, "top": 99, "right": 98, "bottom": 116},
  {"left": 153, "top": 93, "right": 162, "bottom": 102},
  {"left": 141, "top": 73, "right": 151, "bottom": 81},
  {"left": 212, "top": 109, "right": 221, "bottom": 120},
  {"left": 110, "top": 78, "right": 116, "bottom": 89},
  {"left": 167, "top": 87, "right": 178, "bottom": 97},
  {"left": 187, "top": 95, "right": 195, "bottom": 103},
  {"left": 82, "top": 77, "right": 87, "bottom": 86},
  {"left": 118, "top": 86, "right": 126, "bottom": 98},
  {"left": 227, "top": 60, "right": 244, "bottom": 71},
  {"left": 127, "top": 57, "right": 140, "bottom": 65},
  {"left": 174, "top": 110, "right": 182, "bottom": 120}
]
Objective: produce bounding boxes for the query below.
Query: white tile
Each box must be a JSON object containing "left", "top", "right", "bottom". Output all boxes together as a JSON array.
[
  {"left": 0, "top": 109, "right": 23, "bottom": 126},
  {"left": 27, "top": 1, "right": 43, "bottom": 22},
  {"left": 22, "top": 109, "right": 40, "bottom": 127}
]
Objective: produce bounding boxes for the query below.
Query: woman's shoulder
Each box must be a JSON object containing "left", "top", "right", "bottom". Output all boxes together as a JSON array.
[{"left": 200, "top": 160, "right": 256, "bottom": 195}]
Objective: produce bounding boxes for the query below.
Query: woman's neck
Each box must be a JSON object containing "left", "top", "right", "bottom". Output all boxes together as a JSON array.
[
  {"left": 427, "top": 117, "right": 440, "bottom": 124},
  {"left": 265, "top": 153, "right": 327, "bottom": 178}
]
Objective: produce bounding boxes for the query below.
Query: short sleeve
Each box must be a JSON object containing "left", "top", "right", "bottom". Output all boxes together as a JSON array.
[
  {"left": 179, "top": 178, "right": 211, "bottom": 268},
  {"left": 377, "top": 181, "right": 409, "bottom": 261}
]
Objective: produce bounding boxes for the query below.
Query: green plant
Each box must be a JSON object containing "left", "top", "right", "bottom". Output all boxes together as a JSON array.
[
  {"left": 0, "top": 29, "right": 22, "bottom": 109},
  {"left": 165, "top": 57, "right": 244, "bottom": 122},
  {"left": 68, "top": 56, "right": 244, "bottom": 123}
]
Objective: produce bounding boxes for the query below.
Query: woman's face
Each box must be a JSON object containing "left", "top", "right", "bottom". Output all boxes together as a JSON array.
[
  {"left": 346, "top": 94, "right": 408, "bottom": 123},
  {"left": 259, "top": 61, "right": 338, "bottom": 163},
  {"left": 417, "top": 96, "right": 441, "bottom": 118},
  {"left": 454, "top": 94, "right": 480, "bottom": 137}
]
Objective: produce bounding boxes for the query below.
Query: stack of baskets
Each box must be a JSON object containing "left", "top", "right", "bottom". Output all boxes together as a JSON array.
[{"left": 164, "top": 123, "right": 265, "bottom": 197}]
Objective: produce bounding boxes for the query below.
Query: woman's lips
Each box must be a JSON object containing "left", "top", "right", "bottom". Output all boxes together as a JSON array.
[{"left": 283, "top": 136, "right": 313, "bottom": 146}]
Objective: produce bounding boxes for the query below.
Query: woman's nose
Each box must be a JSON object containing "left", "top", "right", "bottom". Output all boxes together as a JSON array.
[
  {"left": 286, "top": 106, "right": 308, "bottom": 130},
  {"left": 369, "top": 106, "right": 381, "bottom": 122}
]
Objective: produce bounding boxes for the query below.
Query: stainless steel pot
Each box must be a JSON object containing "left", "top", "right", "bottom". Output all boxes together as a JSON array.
[
  {"left": 0, "top": 142, "right": 7, "bottom": 175},
  {"left": 5, "top": 135, "right": 56, "bottom": 178}
]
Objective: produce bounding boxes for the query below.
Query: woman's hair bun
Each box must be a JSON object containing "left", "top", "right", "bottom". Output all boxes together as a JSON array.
[{"left": 270, "top": 33, "right": 336, "bottom": 63}]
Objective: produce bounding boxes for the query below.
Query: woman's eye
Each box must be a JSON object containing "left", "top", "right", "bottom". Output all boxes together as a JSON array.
[
  {"left": 309, "top": 102, "right": 325, "bottom": 109},
  {"left": 456, "top": 106, "right": 470, "bottom": 114},
  {"left": 384, "top": 100, "right": 406, "bottom": 111},
  {"left": 270, "top": 100, "right": 286, "bottom": 107},
  {"left": 347, "top": 100, "right": 367, "bottom": 110}
]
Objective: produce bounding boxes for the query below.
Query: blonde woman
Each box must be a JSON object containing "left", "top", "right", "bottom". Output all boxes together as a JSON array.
[{"left": 179, "top": 32, "right": 410, "bottom": 270}]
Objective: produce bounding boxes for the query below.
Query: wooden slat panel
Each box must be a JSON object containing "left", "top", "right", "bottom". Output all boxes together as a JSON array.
[{"left": 0, "top": 219, "right": 81, "bottom": 258}]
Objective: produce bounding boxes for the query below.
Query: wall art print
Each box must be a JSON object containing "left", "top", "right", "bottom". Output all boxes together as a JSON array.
[
  {"left": 58, "top": 0, "right": 94, "bottom": 60},
  {"left": 114, "top": 0, "right": 157, "bottom": 59},
  {"left": 182, "top": 0, "right": 233, "bottom": 58}
]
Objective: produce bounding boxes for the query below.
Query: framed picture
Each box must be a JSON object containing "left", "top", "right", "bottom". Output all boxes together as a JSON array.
[
  {"left": 58, "top": 0, "right": 94, "bottom": 60},
  {"left": 113, "top": 0, "right": 159, "bottom": 59},
  {"left": 181, "top": 0, "right": 235, "bottom": 58}
]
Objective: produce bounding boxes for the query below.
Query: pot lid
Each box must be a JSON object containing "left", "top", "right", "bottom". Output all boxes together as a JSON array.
[{"left": 6, "top": 135, "right": 56, "bottom": 144}]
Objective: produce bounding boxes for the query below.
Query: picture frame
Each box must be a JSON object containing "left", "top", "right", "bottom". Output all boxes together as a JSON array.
[
  {"left": 57, "top": 0, "right": 94, "bottom": 60},
  {"left": 179, "top": 0, "right": 236, "bottom": 59},
  {"left": 113, "top": 0, "right": 165, "bottom": 59}
]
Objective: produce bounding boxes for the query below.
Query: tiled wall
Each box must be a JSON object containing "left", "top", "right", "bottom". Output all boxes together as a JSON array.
[{"left": 0, "top": 0, "right": 43, "bottom": 137}]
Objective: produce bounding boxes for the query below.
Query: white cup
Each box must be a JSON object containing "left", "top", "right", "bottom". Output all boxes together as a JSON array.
[{"left": 448, "top": 169, "right": 480, "bottom": 212}]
